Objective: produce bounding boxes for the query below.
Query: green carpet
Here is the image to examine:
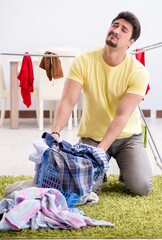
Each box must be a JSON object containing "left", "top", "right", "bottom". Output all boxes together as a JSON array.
[{"left": 0, "top": 174, "right": 162, "bottom": 239}]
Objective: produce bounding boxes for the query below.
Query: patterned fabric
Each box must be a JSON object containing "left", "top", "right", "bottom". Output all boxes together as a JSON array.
[
  {"left": 30, "top": 132, "right": 109, "bottom": 196},
  {"left": 48, "top": 147, "right": 94, "bottom": 196},
  {"left": 0, "top": 187, "right": 115, "bottom": 230},
  {"left": 44, "top": 132, "right": 109, "bottom": 196}
]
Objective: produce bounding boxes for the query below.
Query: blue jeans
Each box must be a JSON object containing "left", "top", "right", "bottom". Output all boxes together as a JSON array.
[{"left": 79, "top": 134, "right": 152, "bottom": 196}]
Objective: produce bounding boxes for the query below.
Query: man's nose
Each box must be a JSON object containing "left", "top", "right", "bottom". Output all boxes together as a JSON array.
[{"left": 113, "top": 27, "right": 120, "bottom": 35}]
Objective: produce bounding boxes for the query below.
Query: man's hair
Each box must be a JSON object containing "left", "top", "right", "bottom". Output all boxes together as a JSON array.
[{"left": 112, "top": 11, "right": 141, "bottom": 41}]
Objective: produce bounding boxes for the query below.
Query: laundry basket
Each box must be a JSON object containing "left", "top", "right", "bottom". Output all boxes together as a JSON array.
[{"left": 34, "top": 151, "right": 80, "bottom": 208}]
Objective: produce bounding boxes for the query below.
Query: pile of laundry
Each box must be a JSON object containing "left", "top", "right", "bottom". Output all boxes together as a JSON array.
[
  {"left": 0, "top": 187, "right": 115, "bottom": 230},
  {"left": 0, "top": 132, "right": 114, "bottom": 230},
  {"left": 31, "top": 132, "right": 109, "bottom": 199}
]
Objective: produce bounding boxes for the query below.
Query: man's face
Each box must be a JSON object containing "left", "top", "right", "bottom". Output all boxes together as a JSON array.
[{"left": 105, "top": 18, "right": 135, "bottom": 49}]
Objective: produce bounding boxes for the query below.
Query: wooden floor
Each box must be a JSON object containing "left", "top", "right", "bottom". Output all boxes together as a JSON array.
[{"left": 0, "top": 117, "right": 162, "bottom": 176}]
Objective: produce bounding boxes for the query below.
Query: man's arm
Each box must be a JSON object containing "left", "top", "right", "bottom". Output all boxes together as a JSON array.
[
  {"left": 51, "top": 78, "right": 82, "bottom": 139},
  {"left": 97, "top": 93, "right": 144, "bottom": 151}
]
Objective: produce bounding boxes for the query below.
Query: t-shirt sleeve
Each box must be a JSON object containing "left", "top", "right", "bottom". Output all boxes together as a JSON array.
[
  {"left": 67, "top": 54, "right": 86, "bottom": 85},
  {"left": 126, "top": 66, "right": 150, "bottom": 97}
]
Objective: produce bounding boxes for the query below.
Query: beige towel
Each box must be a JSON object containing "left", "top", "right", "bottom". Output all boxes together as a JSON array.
[
  {"left": 4, "top": 180, "right": 36, "bottom": 198},
  {"left": 39, "top": 51, "right": 63, "bottom": 80}
]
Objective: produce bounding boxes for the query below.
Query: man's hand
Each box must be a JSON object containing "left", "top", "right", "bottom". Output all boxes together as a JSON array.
[{"left": 51, "top": 132, "right": 61, "bottom": 142}]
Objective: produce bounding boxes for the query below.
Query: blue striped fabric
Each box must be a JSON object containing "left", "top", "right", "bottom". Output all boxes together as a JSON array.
[{"left": 43, "top": 132, "right": 109, "bottom": 196}]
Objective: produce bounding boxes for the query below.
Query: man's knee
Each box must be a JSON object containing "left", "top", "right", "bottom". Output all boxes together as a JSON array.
[{"left": 124, "top": 177, "right": 152, "bottom": 196}]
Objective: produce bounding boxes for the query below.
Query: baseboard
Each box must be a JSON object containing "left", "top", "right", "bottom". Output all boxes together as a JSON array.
[
  {"left": 4, "top": 109, "right": 162, "bottom": 118},
  {"left": 156, "top": 110, "right": 162, "bottom": 118},
  {"left": 142, "top": 109, "right": 151, "bottom": 117},
  {"left": 5, "top": 110, "right": 50, "bottom": 118}
]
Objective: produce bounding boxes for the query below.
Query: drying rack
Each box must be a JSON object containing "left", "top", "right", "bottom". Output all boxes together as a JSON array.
[
  {"left": 1, "top": 41, "right": 162, "bottom": 57},
  {"left": 0, "top": 42, "right": 162, "bottom": 169},
  {"left": 139, "top": 107, "right": 162, "bottom": 170},
  {"left": 131, "top": 41, "right": 162, "bottom": 54},
  {"left": 0, "top": 52, "right": 76, "bottom": 58},
  {"left": 131, "top": 42, "right": 162, "bottom": 170}
]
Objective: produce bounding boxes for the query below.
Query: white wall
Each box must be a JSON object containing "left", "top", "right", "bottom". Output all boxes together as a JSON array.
[{"left": 0, "top": 0, "right": 162, "bottom": 111}]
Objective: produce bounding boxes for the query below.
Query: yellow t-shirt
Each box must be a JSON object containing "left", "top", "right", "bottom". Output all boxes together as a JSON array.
[{"left": 67, "top": 48, "right": 149, "bottom": 141}]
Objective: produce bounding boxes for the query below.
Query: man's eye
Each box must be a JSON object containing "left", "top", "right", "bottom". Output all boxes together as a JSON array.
[
  {"left": 112, "top": 23, "right": 118, "bottom": 28},
  {"left": 122, "top": 27, "right": 128, "bottom": 33}
]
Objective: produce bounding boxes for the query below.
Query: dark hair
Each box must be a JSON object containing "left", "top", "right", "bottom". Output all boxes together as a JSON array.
[{"left": 112, "top": 11, "right": 141, "bottom": 41}]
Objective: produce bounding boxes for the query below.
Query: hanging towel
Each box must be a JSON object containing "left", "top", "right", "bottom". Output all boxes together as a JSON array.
[
  {"left": 135, "top": 49, "right": 150, "bottom": 95},
  {"left": 39, "top": 51, "right": 63, "bottom": 80},
  {"left": 135, "top": 49, "right": 145, "bottom": 65},
  {"left": 17, "top": 52, "right": 34, "bottom": 108}
]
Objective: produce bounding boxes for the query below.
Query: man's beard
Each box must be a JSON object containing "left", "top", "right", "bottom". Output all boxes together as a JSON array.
[{"left": 105, "top": 39, "right": 117, "bottom": 48}]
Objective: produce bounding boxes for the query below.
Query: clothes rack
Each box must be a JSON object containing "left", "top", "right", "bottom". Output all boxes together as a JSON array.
[
  {"left": 1, "top": 41, "right": 162, "bottom": 57},
  {"left": 131, "top": 41, "right": 162, "bottom": 55},
  {"left": 139, "top": 107, "right": 162, "bottom": 170},
  {"left": 0, "top": 52, "right": 76, "bottom": 58},
  {"left": 131, "top": 41, "right": 162, "bottom": 169}
]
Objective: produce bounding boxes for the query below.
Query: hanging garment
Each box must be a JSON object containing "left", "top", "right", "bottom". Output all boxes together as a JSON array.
[
  {"left": 17, "top": 52, "right": 34, "bottom": 108},
  {"left": 39, "top": 51, "right": 63, "bottom": 80},
  {"left": 135, "top": 49, "right": 150, "bottom": 95}
]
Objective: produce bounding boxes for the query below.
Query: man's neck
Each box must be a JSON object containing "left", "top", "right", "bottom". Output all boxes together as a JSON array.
[{"left": 102, "top": 45, "right": 127, "bottom": 66}]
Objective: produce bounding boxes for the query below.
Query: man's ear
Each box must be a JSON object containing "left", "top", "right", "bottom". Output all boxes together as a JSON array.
[{"left": 128, "top": 39, "right": 135, "bottom": 47}]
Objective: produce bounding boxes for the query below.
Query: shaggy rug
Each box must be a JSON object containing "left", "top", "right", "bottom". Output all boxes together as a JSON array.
[{"left": 0, "top": 174, "right": 162, "bottom": 239}]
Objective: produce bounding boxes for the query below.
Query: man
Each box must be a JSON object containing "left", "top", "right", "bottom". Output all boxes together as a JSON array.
[{"left": 51, "top": 11, "right": 152, "bottom": 196}]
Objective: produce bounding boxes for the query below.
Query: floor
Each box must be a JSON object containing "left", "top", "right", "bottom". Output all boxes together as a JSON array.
[{"left": 0, "top": 117, "right": 162, "bottom": 177}]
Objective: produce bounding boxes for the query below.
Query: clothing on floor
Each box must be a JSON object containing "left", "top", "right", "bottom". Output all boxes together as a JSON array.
[
  {"left": 4, "top": 180, "right": 36, "bottom": 198},
  {"left": 29, "top": 132, "right": 109, "bottom": 196},
  {"left": 4, "top": 178, "right": 99, "bottom": 206},
  {"left": 77, "top": 191, "right": 99, "bottom": 205},
  {"left": 39, "top": 51, "right": 63, "bottom": 80},
  {"left": 0, "top": 187, "right": 115, "bottom": 230},
  {"left": 17, "top": 52, "right": 34, "bottom": 108}
]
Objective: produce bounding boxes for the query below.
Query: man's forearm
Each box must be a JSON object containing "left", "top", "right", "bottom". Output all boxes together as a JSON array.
[
  {"left": 98, "top": 93, "right": 143, "bottom": 152},
  {"left": 51, "top": 99, "right": 73, "bottom": 133},
  {"left": 97, "top": 115, "right": 128, "bottom": 152}
]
